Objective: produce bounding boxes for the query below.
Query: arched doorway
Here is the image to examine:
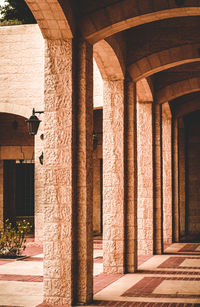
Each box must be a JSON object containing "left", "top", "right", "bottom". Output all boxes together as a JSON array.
[{"left": 0, "top": 113, "right": 34, "bottom": 229}]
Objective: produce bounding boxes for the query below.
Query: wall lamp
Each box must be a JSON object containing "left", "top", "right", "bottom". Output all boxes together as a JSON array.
[{"left": 26, "top": 108, "right": 44, "bottom": 136}]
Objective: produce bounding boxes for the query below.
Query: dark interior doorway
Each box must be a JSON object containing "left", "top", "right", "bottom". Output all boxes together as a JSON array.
[
  {"left": 3, "top": 160, "right": 34, "bottom": 230},
  {"left": 184, "top": 111, "right": 200, "bottom": 240}
]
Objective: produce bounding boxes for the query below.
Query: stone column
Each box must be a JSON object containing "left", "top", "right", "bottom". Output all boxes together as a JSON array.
[
  {"left": 34, "top": 122, "right": 45, "bottom": 244},
  {"left": 162, "top": 103, "right": 172, "bottom": 247},
  {"left": 74, "top": 40, "right": 93, "bottom": 304},
  {"left": 43, "top": 39, "right": 75, "bottom": 306},
  {"left": 124, "top": 80, "right": 137, "bottom": 272},
  {"left": 178, "top": 118, "right": 186, "bottom": 239},
  {"left": 153, "top": 103, "right": 163, "bottom": 254},
  {"left": 137, "top": 101, "right": 153, "bottom": 255},
  {"left": 43, "top": 39, "right": 93, "bottom": 305},
  {"left": 103, "top": 79, "right": 125, "bottom": 274},
  {"left": 172, "top": 118, "right": 179, "bottom": 242}
]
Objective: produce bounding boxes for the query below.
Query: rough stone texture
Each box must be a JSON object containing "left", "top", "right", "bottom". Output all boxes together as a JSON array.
[
  {"left": 0, "top": 24, "right": 102, "bottom": 247},
  {"left": 43, "top": 39, "right": 74, "bottom": 306},
  {"left": 34, "top": 121, "right": 45, "bottom": 244},
  {"left": 178, "top": 118, "right": 186, "bottom": 239},
  {"left": 75, "top": 40, "right": 93, "bottom": 304},
  {"left": 93, "top": 158, "right": 101, "bottom": 234},
  {"left": 172, "top": 118, "right": 179, "bottom": 242},
  {"left": 103, "top": 80, "right": 125, "bottom": 274},
  {"left": 153, "top": 103, "right": 163, "bottom": 254},
  {"left": 124, "top": 80, "right": 137, "bottom": 272},
  {"left": 43, "top": 39, "right": 93, "bottom": 305},
  {"left": 93, "top": 110, "right": 103, "bottom": 235},
  {"left": 162, "top": 103, "right": 172, "bottom": 245},
  {"left": 137, "top": 101, "right": 153, "bottom": 255}
]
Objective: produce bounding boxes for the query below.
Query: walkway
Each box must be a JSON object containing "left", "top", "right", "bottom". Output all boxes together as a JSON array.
[{"left": 0, "top": 241, "right": 199, "bottom": 306}]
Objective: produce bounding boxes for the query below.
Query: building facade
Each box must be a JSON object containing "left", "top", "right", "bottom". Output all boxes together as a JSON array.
[{"left": 0, "top": 0, "right": 200, "bottom": 305}]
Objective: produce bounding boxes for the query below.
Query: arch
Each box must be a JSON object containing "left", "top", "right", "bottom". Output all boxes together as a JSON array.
[
  {"left": 82, "top": 6, "right": 200, "bottom": 44},
  {"left": 173, "top": 94, "right": 200, "bottom": 117},
  {"left": 156, "top": 77, "right": 200, "bottom": 104},
  {"left": 129, "top": 44, "right": 200, "bottom": 82},
  {"left": 0, "top": 103, "right": 32, "bottom": 119},
  {"left": 137, "top": 78, "right": 153, "bottom": 102},
  {"left": 162, "top": 102, "right": 172, "bottom": 119},
  {"left": 25, "top": 0, "right": 73, "bottom": 39},
  {"left": 94, "top": 40, "right": 124, "bottom": 81}
]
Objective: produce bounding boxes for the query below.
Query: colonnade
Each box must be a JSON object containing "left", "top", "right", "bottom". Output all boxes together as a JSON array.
[{"left": 41, "top": 39, "right": 173, "bottom": 305}]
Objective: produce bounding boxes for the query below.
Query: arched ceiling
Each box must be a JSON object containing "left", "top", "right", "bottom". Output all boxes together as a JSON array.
[
  {"left": 154, "top": 62, "right": 200, "bottom": 103},
  {"left": 24, "top": 0, "right": 200, "bottom": 109},
  {"left": 170, "top": 92, "right": 200, "bottom": 117},
  {"left": 76, "top": 1, "right": 200, "bottom": 44},
  {"left": 127, "top": 17, "right": 200, "bottom": 81}
]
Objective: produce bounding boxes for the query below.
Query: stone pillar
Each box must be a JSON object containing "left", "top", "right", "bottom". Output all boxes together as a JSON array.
[
  {"left": 0, "top": 160, "right": 3, "bottom": 229},
  {"left": 43, "top": 39, "right": 93, "bottom": 305},
  {"left": 34, "top": 122, "right": 45, "bottom": 244},
  {"left": 137, "top": 101, "right": 153, "bottom": 255},
  {"left": 124, "top": 80, "right": 137, "bottom": 272},
  {"left": 93, "top": 157, "right": 102, "bottom": 235},
  {"left": 172, "top": 118, "right": 179, "bottom": 242},
  {"left": 74, "top": 40, "right": 93, "bottom": 304},
  {"left": 178, "top": 118, "right": 186, "bottom": 238},
  {"left": 153, "top": 103, "right": 163, "bottom": 254},
  {"left": 103, "top": 79, "right": 125, "bottom": 274},
  {"left": 43, "top": 39, "right": 75, "bottom": 306},
  {"left": 162, "top": 103, "right": 172, "bottom": 247}
]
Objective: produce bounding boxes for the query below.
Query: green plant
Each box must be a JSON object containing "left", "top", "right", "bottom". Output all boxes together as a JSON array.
[
  {"left": 0, "top": 19, "right": 22, "bottom": 26},
  {"left": 0, "top": 219, "right": 32, "bottom": 258}
]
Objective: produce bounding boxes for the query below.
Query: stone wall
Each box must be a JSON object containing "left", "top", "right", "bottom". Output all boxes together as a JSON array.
[
  {"left": 162, "top": 103, "right": 172, "bottom": 246},
  {"left": 93, "top": 109, "right": 102, "bottom": 234},
  {"left": 0, "top": 25, "right": 44, "bottom": 115},
  {"left": 137, "top": 101, "right": 153, "bottom": 255},
  {"left": 0, "top": 24, "right": 104, "bottom": 240},
  {"left": 0, "top": 25, "right": 44, "bottom": 241}
]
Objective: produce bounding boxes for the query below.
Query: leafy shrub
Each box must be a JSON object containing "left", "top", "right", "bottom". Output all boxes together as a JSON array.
[
  {"left": 0, "top": 19, "right": 22, "bottom": 26},
  {"left": 0, "top": 219, "right": 32, "bottom": 258}
]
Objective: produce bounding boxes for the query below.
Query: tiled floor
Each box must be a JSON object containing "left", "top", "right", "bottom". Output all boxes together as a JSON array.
[
  {"left": 0, "top": 241, "right": 199, "bottom": 306},
  {"left": 92, "top": 243, "right": 200, "bottom": 307}
]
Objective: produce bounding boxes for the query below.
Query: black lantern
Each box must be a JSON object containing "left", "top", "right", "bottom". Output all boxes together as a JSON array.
[{"left": 26, "top": 108, "right": 44, "bottom": 136}]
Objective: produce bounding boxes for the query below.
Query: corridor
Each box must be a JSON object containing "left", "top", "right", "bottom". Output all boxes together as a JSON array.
[{"left": 0, "top": 240, "right": 199, "bottom": 306}]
